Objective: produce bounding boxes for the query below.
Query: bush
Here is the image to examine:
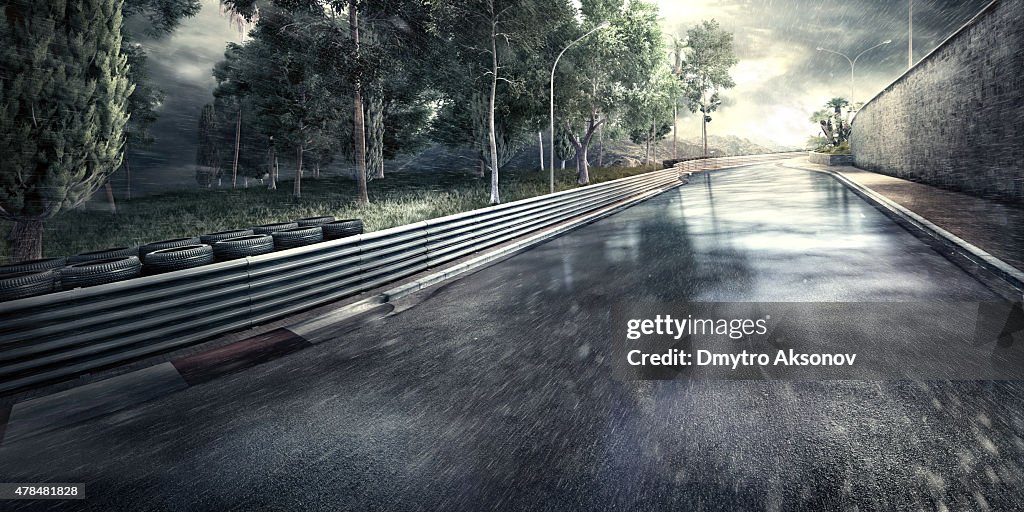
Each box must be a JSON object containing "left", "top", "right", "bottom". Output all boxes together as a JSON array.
[{"left": 815, "top": 141, "right": 850, "bottom": 155}]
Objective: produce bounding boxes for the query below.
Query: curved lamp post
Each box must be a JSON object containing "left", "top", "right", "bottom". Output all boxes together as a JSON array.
[
  {"left": 550, "top": 22, "right": 610, "bottom": 194},
  {"left": 816, "top": 40, "right": 892, "bottom": 102}
]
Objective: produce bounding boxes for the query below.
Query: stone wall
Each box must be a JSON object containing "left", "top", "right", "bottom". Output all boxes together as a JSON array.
[{"left": 851, "top": 0, "right": 1024, "bottom": 204}]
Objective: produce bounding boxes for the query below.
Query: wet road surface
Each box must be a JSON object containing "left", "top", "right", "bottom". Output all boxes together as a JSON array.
[{"left": 2, "top": 164, "right": 1023, "bottom": 511}]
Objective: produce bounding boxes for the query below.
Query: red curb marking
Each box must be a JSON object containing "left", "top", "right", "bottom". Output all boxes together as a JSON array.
[
  {"left": 0, "top": 403, "right": 10, "bottom": 445},
  {"left": 172, "top": 328, "right": 312, "bottom": 386}
]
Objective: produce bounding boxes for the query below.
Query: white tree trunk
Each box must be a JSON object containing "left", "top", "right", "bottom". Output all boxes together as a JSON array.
[
  {"left": 487, "top": 18, "right": 500, "bottom": 205},
  {"left": 294, "top": 145, "right": 303, "bottom": 199},
  {"left": 537, "top": 131, "right": 544, "bottom": 171}
]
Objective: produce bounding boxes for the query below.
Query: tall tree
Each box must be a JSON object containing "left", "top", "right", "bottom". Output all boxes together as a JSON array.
[
  {"left": 195, "top": 103, "right": 222, "bottom": 187},
  {"left": 558, "top": 0, "right": 663, "bottom": 184},
  {"left": 431, "top": 0, "right": 567, "bottom": 204},
  {"left": 677, "top": 19, "right": 737, "bottom": 157},
  {"left": 623, "top": 66, "right": 678, "bottom": 164},
  {"left": 1, "top": 0, "right": 134, "bottom": 260}
]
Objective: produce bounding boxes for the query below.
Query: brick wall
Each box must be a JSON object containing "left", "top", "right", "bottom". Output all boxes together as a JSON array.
[{"left": 851, "top": 0, "right": 1024, "bottom": 204}]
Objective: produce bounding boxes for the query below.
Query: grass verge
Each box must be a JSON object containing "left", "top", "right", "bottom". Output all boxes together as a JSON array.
[{"left": 0, "top": 165, "right": 662, "bottom": 263}]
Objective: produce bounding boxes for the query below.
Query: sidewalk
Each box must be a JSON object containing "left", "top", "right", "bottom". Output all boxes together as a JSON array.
[{"left": 790, "top": 159, "right": 1024, "bottom": 275}]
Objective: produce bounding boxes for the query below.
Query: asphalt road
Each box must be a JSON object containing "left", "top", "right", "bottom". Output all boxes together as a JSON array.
[{"left": 2, "top": 164, "right": 1023, "bottom": 511}]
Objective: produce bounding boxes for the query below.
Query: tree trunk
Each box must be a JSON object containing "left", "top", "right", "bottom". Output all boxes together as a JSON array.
[
  {"left": 232, "top": 108, "right": 241, "bottom": 188},
  {"left": 10, "top": 219, "right": 43, "bottom": 262},
  {"left": 598, "top": 124, "right": 604, "bottom": 168},
  {"left": 487, "top": 19, "right": 500, "bottom": 205},
  {"left": 267, "top": 143, "right": 277, "bottom": 190},
  {"left": 701, "top": 114, "right": 707, "bottom": 157},
  {"left": 105, "top": 182, "right": 117, "bottom": 214},
  {"left": 560, "top": 160, "right": 565, "bottom": 170},
  {"left": 576, "top": 145, "right": 590, "bottom": 185},
  {"left": 294, "top": 145, "right": 303, "bottom": 199},
  {"left": 477, "top": 153, "right": 486, "bottom": 177},
  {"left": 651, "top": 120, "right": 657, "bottom": 165},
  {"left": 565, "top": 117, "right": 603, "bottom": 186},
  {"left": 537, "top": 131, "right": 544, "bottom": 171},
  {"left": 351, "top": 2, "right": 369, "bottom": 205},
  {"left": 124, "top": 148, "right": 132, "bottom": 201},
  {"left": 672, "top": 104, "right": 677, "bottom": 159}
]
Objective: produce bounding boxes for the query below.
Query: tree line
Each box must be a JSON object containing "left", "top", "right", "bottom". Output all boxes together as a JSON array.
[{"left": 0, "top": 0, "right": 736, "bottom": 261}]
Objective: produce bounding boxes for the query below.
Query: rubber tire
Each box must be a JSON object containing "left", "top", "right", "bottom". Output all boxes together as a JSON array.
[
  {"left": 213, "top": 234, "right": 274, "bottom": 261},
  {"left": 272, "top": 226, "right": 324, "bottom": 249},
  {"left": 68, "top": 247, "right": 139, "bottom": 264},
  {"left": 322, "top": 219, "right": 364, "bottom": 240},
  {"left": 61, "top": 256, "right": 142, "bottom": 290},
  {"left": 0, "top": 270, "right": 57, "bottom": 302},
  {"left": 296, "top": 216, "right": 335, "bottom": 227},
  {"left": 143, "top": 244, "right": 215, "bottom": 273},
  {"left": 251, "top": 222, "right": 298, "bottom": 235},
  {"left": 0, "top": 257, "right": 66, "bottom": 274},
  {"left": 140, "top": 237, "right": 201, "bottom": 258},
  {"left": 200, "top": 229, "right": 254, "bottom": 245}
]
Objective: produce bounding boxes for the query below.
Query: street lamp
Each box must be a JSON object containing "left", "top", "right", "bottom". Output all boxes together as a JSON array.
[
  {"left": 550, "top": 21, "right": 611, "bottom": 194},
  {"left": 816, "top": 39, "right": 892, "bottom": 102}
]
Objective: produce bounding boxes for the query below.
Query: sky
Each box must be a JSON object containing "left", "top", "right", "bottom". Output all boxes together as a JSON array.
[
  {"left": 653, "top": 0, "right": 989, "bottom": 148},
  {"left": 126, "top": 0, "right": 990, "bottom": 190}
]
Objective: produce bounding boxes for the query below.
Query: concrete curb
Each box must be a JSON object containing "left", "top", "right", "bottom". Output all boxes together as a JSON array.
[
  {"left": 783, "top": 161, "right": 1024, "bottom": 296},
  {"left": 0, "top": 180, "right": 684, "bottom": 447}
]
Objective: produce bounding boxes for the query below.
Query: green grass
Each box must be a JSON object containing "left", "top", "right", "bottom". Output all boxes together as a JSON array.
[{"left": 0, "top": 165, "right": 662, "bottom": 263}]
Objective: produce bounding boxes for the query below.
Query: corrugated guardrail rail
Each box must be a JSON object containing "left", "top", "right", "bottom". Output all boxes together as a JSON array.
[{"left": 0, "top": 154, "right": 796, "bottom": 392}]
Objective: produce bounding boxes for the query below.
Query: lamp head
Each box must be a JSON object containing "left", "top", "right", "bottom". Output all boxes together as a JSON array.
[{"left": 882, "top": 39, "right": 892, "bottom": 44}]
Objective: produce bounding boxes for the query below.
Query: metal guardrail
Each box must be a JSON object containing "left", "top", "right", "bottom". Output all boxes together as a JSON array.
[
  {"left": 674, "top": 152, "right": 804, "bottom": 172},
  {"left": 0, "top": 154, "right": 792, "bottom": 393}
]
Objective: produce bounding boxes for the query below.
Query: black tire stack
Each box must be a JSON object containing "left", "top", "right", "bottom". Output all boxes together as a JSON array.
[
  {"left": 296, "top": 216, "right": 335, "bottom": 227},
  {"left": 200, "top": 229, "right": 254, "bottom": 245},
  {"left": 61, "top": 257, "right": 142, "bottom": 290},
  {"left": 322, "top": 219, "right": 364, "bottom": 240},
  {"left": 0, "top": 213, "right": 356, "bottom": 301},
  {"left": 68, "top": 247, "right": 138, "bottom": 264},
  {"left": 140, "top": 237, "right": 201, "bottom": 259},
  {"left": 251, "top": 222, "right": 298, "bottom": 235},
  {"left": 143, "top": 245, "right": 215, "bottom": 274},
  {"left": 0, "top": 257, "right": 66, "bottom": 301},
  {"left": 272, "top": 226, "right": 324, "bottom": 249},
  {"left": 212, "top": 234, "right": 275, "bottom": 261}
]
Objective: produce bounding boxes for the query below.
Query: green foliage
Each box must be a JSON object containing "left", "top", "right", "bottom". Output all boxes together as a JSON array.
[
  {"left": 677, "top": 19, "right": 737, "bottom": 124},
  {"left": 555, "top": 127, "right": 576, "bottom": 162},
  {"left": 123, "top": 0, "right": 201, "bottom": 36},
  {"left": 813, "top": 97, "right": 852, "bottom": 149},
  {"left": 817, "top": 140, "right": 850, "bottom": 155},
  {"left": 0, "top": 0, "right": 134, "bottom": 221},
  {"left": 623, "top": 65, "right": 679, "bottom": 149}
]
